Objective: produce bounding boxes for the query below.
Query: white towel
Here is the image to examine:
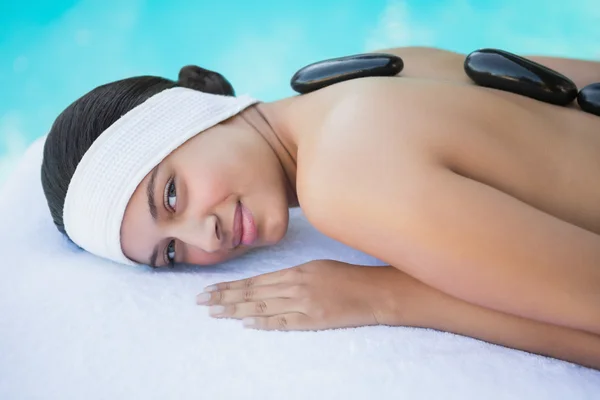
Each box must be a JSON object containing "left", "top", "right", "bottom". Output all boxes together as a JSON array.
[{"left": 0, "top": 138, "right": 598, "bottom": 400}]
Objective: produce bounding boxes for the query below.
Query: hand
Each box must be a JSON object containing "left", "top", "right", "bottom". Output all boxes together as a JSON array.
[{"left": 196, "top": 260, "right": 409, "bottom": 331}]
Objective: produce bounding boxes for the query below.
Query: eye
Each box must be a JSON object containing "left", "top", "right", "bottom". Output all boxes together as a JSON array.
[
  {"left": 164, "top": 177, "right": 177, "bottom": 212},
  {"left": 164, "top": 240, "right": 176, "bottom": 266}
]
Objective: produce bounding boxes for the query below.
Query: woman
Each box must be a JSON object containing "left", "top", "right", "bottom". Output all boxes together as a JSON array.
[{"left": 41, "top": 47, "right": 600, "bottom": 369}]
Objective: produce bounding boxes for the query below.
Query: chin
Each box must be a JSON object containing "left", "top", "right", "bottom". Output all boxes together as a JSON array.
[{"left": 262, "top": 211, "right": 289, "bottom": 246}]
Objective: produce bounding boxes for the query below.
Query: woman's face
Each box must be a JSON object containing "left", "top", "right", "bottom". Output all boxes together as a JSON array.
[{"left": 120, "top": 118, "right": 291, "bottom": 267}]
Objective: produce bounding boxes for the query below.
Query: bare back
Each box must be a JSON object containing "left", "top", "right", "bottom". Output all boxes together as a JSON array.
[
  {"left": 292, "top": 77, "right": 600, "bottom": 235},
  {"left": 286, "top": 76, "right": 600, "bottom": 333}
]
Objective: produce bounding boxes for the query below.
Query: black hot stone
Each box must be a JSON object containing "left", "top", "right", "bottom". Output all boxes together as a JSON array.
[
  {"left": 291, "top": 53, "right": 404, "bottom": 94},
  {"left": 464, "top": 49, "right": 578, "bottom": 106},
  {"left": 577, "top": 83, "right": 600, "bottom": 116}
]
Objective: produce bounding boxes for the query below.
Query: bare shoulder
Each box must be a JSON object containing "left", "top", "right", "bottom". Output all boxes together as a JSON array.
[
  {"left": 295, "top": 75, "right": 600, "bottom": 269},
  {"left": 295, "top": 78, "right": 437, "bottom": 245}
]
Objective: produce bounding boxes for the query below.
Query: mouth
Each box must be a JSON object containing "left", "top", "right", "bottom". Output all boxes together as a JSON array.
[{"left": 232, "top": 201, "right": 258, "bottom": 248}]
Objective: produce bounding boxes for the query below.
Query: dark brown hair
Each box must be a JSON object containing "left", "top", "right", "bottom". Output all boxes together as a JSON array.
[{"left": 41, "top": 65, "right": 235, "bottom": 237}]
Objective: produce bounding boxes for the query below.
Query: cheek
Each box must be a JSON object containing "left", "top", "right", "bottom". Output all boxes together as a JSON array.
[
  {"left": 185, "top": 247, "right": 225, "bottom": 265},
  {"left": 186, "top": 246, "right": 249, "bottom": 266},
  {"left": 183, "top": 163, "right": 234, "bottom": 204}
]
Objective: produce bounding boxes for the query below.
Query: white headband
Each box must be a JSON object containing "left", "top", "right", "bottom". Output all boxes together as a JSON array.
[{"left": 63, "top": 87, "right": 258, "bottom": 265}]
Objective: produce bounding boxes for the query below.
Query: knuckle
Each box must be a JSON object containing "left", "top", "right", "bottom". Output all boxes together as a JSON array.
[
  {"left": 254, "top": 301, "right": 268, "bottom": 314},
  {"left": 277, "top": 268, "right": 290, "bottom": 278},
  {"left": 213, "top": 290, "right": 224, "bottom": 304},
  {"left": 289, "top": 268, "right": 304, "bottom": 281},
  {"left": 243, "top": 288, "right": 255, "bottom": 302},
  {"left": 301, "top": 262, "right": 318, "bottom": 273},
  {"left": 280, "top": 268, "right": 302, "bottom": 283},
  {"left": 244, "top": 277, "right": 255, "bottom": 288},
  {"left": 276, "top": 315, "right": 288, "bottom": 330}
]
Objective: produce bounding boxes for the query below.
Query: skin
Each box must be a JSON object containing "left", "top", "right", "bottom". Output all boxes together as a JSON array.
[
  {"left": 200, "top": 261, "right": 600, "bottom": 370},
  {"left": 296, "top": 78, "right": 600, "bottom": 332},
  {"left": 121, "top": 47, "right": 600, "bottom": 369},
  {"left": 121, "top": 106, "right": 298, "bottom": 267}
]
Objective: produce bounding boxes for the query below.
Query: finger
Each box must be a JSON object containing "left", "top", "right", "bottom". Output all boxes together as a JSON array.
[
  {"left": 196, "top": 284, "right": 295, "bottom": 305},
  {"left": 208, "top": 298, "right": 301, "bottom": 319},
  {"left": 242, "top": 313, "right": 314, "bottom": 331},
  {"left": 204, "top": 266, "right": 304, "bottom": 292}
]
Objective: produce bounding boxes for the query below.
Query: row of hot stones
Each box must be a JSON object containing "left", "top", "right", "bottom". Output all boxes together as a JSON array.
[{"left": 290, "top": 49, "right": 600, "bottom": 116}]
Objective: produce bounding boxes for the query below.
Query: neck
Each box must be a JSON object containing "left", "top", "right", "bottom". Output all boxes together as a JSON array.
[{"left": 240, "top": 98, "right": 300, "bottom": 207}]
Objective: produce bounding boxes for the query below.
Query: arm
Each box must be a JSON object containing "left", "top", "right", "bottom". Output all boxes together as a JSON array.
[
  {"left": 374, "top": 46, "right": 600, "bottom": 90},
  {"left": 199, "top": 259, "right": 600, "bottom": 370},
  {"left": 379, "top": 266, "right": 600, "bottom": 370},
  {"left": 401, "top": 168, "right": 600, "bottom": 336},
  {"left": 310, "top": 158, "right": 600, "bottom": 336}
]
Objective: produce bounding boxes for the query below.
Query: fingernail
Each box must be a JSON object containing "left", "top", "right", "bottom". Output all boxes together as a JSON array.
[
  {"left": 196, "top": 293, "right": 211, "bottom": 304},
  {"left": 204, "top": 285, "right": 217, "bottom": 292},
  {"left": 209, "top": 305, "right": 225, "bottom": 316},
  {"left": 243, "top": 318, "right": 256, "bottom": 328}
]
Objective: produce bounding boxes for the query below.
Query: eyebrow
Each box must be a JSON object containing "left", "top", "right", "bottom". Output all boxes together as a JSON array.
[
  {"left": 147, "top": 165, "right": 160, "bottom": 222},
  {"left": 146, "top": 165, "right": 161, "bottom": 267},
  {"left": 149, "top": 245, "right": 159, "bottom": 269}
]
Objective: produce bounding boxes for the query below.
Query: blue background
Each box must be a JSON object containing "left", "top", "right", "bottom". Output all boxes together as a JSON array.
[{"left": 1, "top": 0, "right": 599, "bottom": 184}]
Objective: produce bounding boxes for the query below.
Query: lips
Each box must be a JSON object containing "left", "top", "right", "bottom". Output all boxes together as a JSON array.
[
  {"left": 240, "top": 202, "right": 257, "bottom": 246},
  {"left": 232, "top": 201, "right": 257, "bottom": 248}
]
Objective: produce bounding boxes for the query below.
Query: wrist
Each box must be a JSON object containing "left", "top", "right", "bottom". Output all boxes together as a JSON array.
[{"left": 368, "top": 266, "right": 432, "bottom": 328}]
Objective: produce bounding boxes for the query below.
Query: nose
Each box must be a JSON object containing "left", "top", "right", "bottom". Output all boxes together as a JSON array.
[{"left": 172, "top": 214, "right": 222, "bottom": 253}]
